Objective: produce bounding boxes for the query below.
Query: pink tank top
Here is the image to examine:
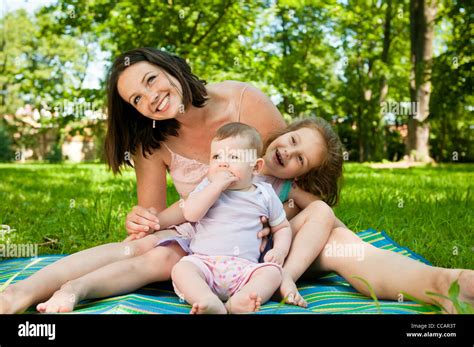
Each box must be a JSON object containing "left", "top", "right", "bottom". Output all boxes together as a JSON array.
[
  {"left": 164, "top": 85, "right": 248, "bottom": 198},
  {"left": 163, "top": 142, "right": 209, "bottom": 198}
]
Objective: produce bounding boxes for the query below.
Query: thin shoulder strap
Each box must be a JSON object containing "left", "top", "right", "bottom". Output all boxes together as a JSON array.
[
  {"left": 237, "top": 85, "right": 249, "bottom": 123},
  {"left": 161, "top": 142, "right": 173, "bottom": 154}
]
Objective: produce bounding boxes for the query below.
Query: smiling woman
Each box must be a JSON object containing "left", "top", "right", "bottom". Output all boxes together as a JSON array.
[{"left": 105, "top": 48, "right": 209, "bottom": 175}]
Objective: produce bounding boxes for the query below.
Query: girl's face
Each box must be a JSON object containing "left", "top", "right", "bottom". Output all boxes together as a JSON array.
[
  {"left": 117, "top": 61, "right": 183, "bottom": 120},
  {"left": 263, "top": 127, "right": 326, "bottom": 179}
]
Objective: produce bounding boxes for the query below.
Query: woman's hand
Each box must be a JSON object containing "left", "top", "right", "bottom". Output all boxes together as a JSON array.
[
  {"left": 125, "top": 205, "right": 161, "bottom": 240},
  {"left": 258, "top": 216, "right": 271, "bottom": 252}
]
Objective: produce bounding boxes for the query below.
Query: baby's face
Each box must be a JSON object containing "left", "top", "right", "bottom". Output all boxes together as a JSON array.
[{"left": 208, "top": 136, "right": 259, "bottom": 190}]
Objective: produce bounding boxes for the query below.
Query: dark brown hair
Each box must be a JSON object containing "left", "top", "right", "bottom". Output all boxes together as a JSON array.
[
  {"left": 214, "top": 122, "right": 263, "bottom": 157},
  {"left": 264, "top": 117, "right": 344, "bottom": 206},
  {"left": 104, "top": 47, "right": 208, "bottom": 174}
]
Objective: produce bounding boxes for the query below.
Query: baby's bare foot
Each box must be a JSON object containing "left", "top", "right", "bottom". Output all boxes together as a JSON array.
[
  {"left": 189, "top": 297, "right": 226, "bottom": 314},
  {"left": 226, "top": 292, "right": 262, "bottom": 314},
  {"left": 279, "top": 270, "right": 307, "bottom": 308},
  {"left": 36, "top": 283, "right": 79, "bottom": 313}
]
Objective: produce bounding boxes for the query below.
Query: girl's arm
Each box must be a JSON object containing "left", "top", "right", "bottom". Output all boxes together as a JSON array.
[{"left": 287, "top": 183, "right": 320, "bottom": 210}]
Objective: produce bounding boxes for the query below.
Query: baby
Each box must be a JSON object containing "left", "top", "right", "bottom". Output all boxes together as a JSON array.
[{"left": 171, "top": 122, "right": 292, "bottom": 314}]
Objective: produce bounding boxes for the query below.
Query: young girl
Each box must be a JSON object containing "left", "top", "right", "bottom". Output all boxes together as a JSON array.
[
  {"left": 1, "top": 118, "right": 472, "bottom": 314},
  {"left": 257, "top": 117, "right": 474, "bottom": 312}
]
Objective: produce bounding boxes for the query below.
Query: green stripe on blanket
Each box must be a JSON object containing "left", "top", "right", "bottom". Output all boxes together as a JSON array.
[{"left": 0, "top": 229, "right": 440, "bottom": 314}]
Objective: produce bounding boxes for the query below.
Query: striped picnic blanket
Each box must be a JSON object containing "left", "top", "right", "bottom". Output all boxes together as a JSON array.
[{"left": 0, "top": 229, "right": 439, "bottom": 314}]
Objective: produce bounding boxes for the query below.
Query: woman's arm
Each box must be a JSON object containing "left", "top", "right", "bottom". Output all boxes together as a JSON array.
[
  {"left": 134, "top": 146, "right": 168, "bottom": 211},
  {"left": 237, "top": 83, "right": 286, "bottom": 141},
  {"left": 125, "top": 146, "right": 169, "bottom": 235}
]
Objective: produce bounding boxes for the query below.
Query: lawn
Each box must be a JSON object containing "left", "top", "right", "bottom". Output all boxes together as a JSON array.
[{"left": 0, "top": 162, "right": 472, "bottom": 269}]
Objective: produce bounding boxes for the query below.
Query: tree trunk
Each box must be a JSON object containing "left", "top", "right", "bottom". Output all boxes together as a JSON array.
[
  {"left": 357, "top": 105, "right": 364, "bottom": 162},
  {"left": 378, "top": 0, "right": 392, "bottom": 160},
  {"left": 408, "top": 0, "right": 437, "bottom": 162}
]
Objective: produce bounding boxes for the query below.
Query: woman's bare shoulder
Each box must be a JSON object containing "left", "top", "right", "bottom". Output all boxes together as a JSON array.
[
  {"left": 206, "top": 80, "right": 248, "bottom": 97},
  {"left": 133, "top": 143, "right": 171, "bottom": 169},
  {"left": 207, "top": 80, "right": 285, "bottom": 138}
]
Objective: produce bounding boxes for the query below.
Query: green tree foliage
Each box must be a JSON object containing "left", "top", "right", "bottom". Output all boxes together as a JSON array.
[{"left": 1, "top": 0, "right": 471, "bottom": 162}]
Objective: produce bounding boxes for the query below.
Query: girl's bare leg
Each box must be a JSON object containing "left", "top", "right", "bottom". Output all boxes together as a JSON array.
[
  {"left": 279, "top": 201, "right": 335, "bottom": 307},
  {"left": 171, "top": 261, "right": 227, "bottom": 314},
  {"left": 37, "top": 243, "right": 186, "bottom": 313},
  {"left": 0, "top": 233, "right": 164, "bottom": 314},
  {"left": 309, "top": 227, "right": 474, "bottom": 313}
]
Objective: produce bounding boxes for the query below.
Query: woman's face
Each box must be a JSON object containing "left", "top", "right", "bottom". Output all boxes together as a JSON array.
[
  {"left": 263, "top": 127, "right": 326, "bottom": 179},
  {"left": 117, "top": 61, "right": 183, "bottom": 120}
]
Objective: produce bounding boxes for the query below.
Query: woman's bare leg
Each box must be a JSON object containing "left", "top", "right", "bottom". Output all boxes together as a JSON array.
[
  {"left": 279, "top": 201, "right": 335, "bottom": 307},
  {"left": 309, "top": 227, "right": 474, "bottom": 313},
  {"left": 0, "top": 232, "right": 165, "bottom": 314},
  {"left": 37, "top": 243, "right": 186, "bottom": 313}
]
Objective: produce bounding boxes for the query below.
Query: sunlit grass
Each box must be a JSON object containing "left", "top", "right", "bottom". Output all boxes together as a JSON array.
[{"left": 0, "top": 162, "right": 472, "bottom": 269}]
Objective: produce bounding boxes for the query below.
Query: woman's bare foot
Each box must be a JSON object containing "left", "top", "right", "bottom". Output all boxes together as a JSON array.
[
  {"left": 36, "top": 283, "right": 80, "bottom": 313},
  {"left": 278, "top": 270, "right": 307, "bottom": 308},
  {"left": 0, "top": 286, "right": 35, "bottom": 314},
  {"left": 225, "top": 292, "right": 262, "bottom": 313},
  {"left": 189, "top": 296, "right": 227, "bottom": 314}
]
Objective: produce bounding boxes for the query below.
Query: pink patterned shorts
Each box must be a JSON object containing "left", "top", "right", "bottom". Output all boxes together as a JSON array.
[{"left": 173, "top": 254, "right": 282, "bottom": 301}]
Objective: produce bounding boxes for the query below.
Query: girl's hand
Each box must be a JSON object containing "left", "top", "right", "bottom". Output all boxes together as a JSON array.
[
  {"left": 125, "top": 206, "right": 161, "bottom": 238},
  {"left": 258, "top": 216, "right": 271, "bottom": 252}
]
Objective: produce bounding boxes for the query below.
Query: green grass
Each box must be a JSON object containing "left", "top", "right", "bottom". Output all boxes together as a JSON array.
[{"left": 0, "top": 162, "right": 472, "bottom": 269}]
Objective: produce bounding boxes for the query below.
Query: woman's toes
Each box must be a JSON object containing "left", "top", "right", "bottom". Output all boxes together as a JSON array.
[{"left": 36, "top": 303, "right": 46, "bottom": 313}]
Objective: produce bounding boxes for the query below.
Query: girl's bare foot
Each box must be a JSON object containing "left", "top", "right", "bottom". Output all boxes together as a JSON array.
[
  {"left": 435, "top": 269, "right": 474, "bottom": 314},
  {"left": 189, "top": 296, "right": 226, "bottom": 314},
  {"left": 279, "top": 270, "right": 307, "bottom": 308},
  {"left": 0, "top": 286, "right": 35, "bottom": 314},
  {"left": 459, "top": 270, "right": 474, "bottom": 296},
  {"left": 36, "top": 283, "right": 80, "bottom": 313},
  {"left": 225, "top": 292, "right": 262, "bottom": 313},
  {"left": 451, "top": 270, "right": 474, "bottom": 313}
]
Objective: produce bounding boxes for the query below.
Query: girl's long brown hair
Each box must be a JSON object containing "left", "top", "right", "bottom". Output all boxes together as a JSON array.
[
  {"left": 264, "top": 117, "right": 344, "bottom": 206},
  {"left": 104, "top": 47, "right": 208, "bottom": 174}
]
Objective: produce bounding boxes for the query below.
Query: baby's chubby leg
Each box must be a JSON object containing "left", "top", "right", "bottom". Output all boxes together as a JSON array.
[
  {"left": 171, "top": 260, "right": 227, "bottom": 314},
  {"left": 226, "top": 265, "right": 282, "bottom": 314}
]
